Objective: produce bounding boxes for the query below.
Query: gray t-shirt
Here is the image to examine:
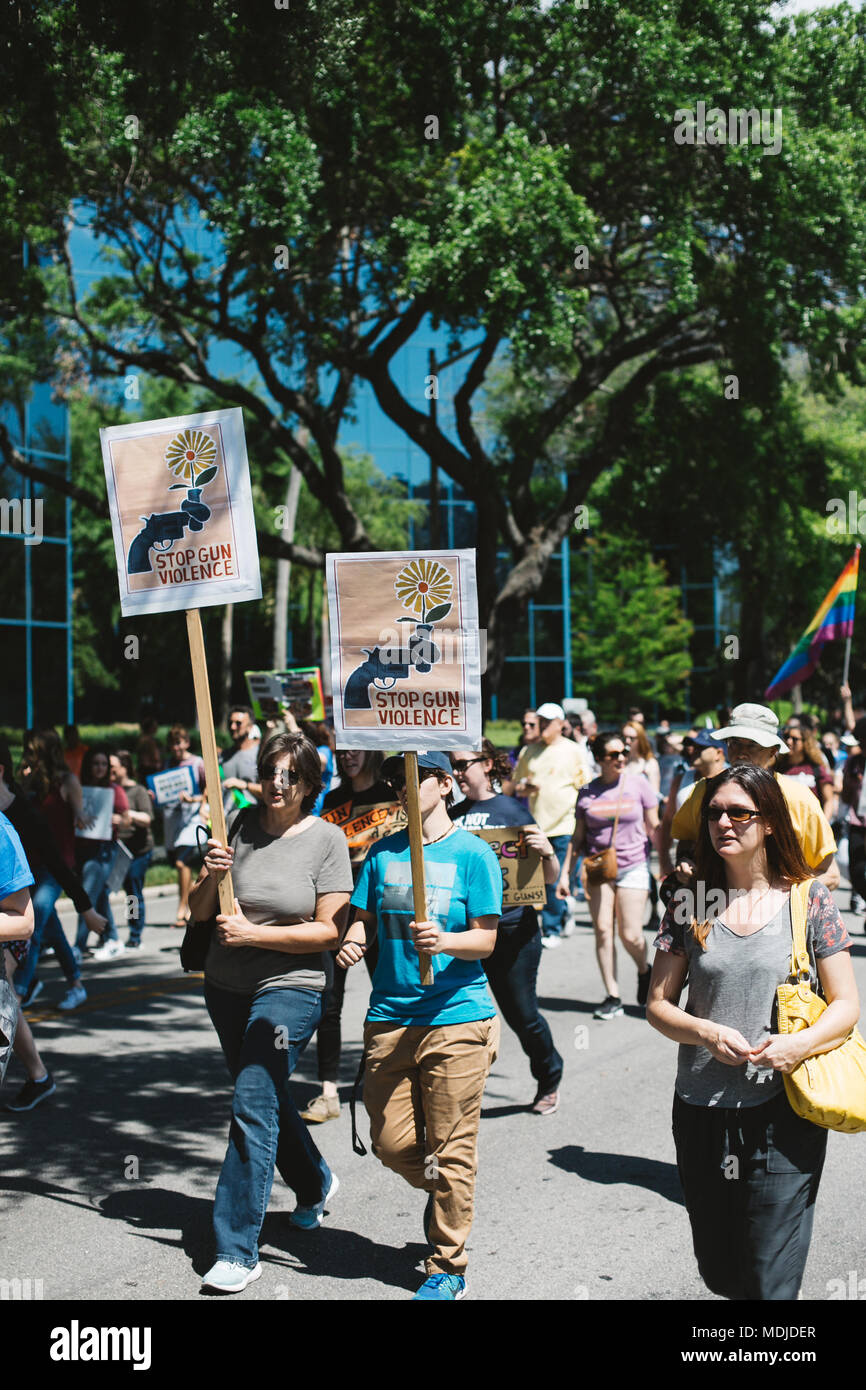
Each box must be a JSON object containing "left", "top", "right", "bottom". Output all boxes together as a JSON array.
[
  {"left": 653, "top": 880, "right": 851, "bottom": 1108},
  {"left": 220, "top": 744, "right": 260, "bottom": 814},
  {"left": 204, "top": 809, "right": 353, "bottom": 996}
]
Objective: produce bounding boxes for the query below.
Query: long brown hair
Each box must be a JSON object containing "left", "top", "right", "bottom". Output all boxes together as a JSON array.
[
  {"left": 21, "top": 728, "right": 69, "bottom": 801},
  {"left": 690, "top": 765, "right": 812, "bottom": 948},
  {"left": 623, "top": 722, "right": 653, "bottom": 762}
]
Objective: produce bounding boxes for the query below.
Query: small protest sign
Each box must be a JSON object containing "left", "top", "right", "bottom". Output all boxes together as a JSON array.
[
  {"left": 101, "top": 408, "right": 261, "bottom": 618},
  {"left": 320, "top": 800, "right": 407, "bottom": 867},
  {"left": 147, "top": 765, "right": 197, "bottom": 809},
  {"left": 472, "top": 826, "right": 545, "bottom": 908},
  {"left": 245, "top": 667, "right": 325, "bottom": 722},
  {"left": 326, "top": 550, "right": 481, "bottom": 750},
  {"left": 76, "top": 787, "right": 114, "bottom": 842}
]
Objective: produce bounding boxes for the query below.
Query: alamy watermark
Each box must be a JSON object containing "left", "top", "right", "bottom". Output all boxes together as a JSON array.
[
  {"left": 0, "top": 497, "right": 43, "bottom": 545},
  {"left": 673, "top": 101, "right": 782, "bottom": 156}
]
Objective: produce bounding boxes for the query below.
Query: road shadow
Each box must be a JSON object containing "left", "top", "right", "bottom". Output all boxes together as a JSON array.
[
  {"left": 481, "top": 1102, "right": 532, "bottom": 1119},
  {"left": 537, "top": 996, "right": 599, "bottom": 1014},
  {"left": 548, "top": 1144, "right": 684, "bottom": 1205}
]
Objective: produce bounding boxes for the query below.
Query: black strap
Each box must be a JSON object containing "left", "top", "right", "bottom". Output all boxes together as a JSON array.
[{"left": 349, "top": 1049, "right": 368, "bottom": 1156}]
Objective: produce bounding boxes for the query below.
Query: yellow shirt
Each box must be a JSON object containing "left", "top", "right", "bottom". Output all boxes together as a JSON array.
[
  {"left": 513, "top": 738, "right": 588, "bottom": 837},
  {"left": 670, "top": 771, "right": 837, "bottom": 869}
]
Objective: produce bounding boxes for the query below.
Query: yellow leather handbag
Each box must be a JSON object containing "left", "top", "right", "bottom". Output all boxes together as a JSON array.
[{"left": 775, "top": 878, "right": 866, "bottom": 1133}]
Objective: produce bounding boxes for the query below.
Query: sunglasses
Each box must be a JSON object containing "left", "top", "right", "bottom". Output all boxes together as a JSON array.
[
  {"left": 384, "top": 767, "right": 440, "bottom": 794},
  {"left": 450, "top": 757, "right": 485, "bottom": 773},
  {"left": 603, "top": 750, "right": 627, "bottom": 761},
  {"left": 261, "top": 765, "right": 301, "bottom": 786},
  {"left": 707, "top": 805, "right": 759, "bottom": 824}
]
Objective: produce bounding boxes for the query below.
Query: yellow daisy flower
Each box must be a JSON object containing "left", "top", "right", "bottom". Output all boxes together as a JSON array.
[
  {"left": 165, "top": 428, "right": 218, "bottom": 485},
  {"left": 394, "top": 558, "right": 453, "bottom": 621}
]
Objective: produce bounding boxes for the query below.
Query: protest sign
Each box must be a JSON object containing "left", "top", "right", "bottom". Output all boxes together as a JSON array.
[
  {"left": 75, "top": 787, "right": 114, "bottom": 841},
  {"left": 101, "top": 408, "right": 263, "bottom": 920},
  {"left": 147, "top": 765, "right": 197, "bottom": 809},
  {"left": 320, "top": 799, "right": 407, "bottom": 868},
  {"left": 326, "top": 550, "right": 481, "bottom": 751},
  {"left": 472, "top": 827, "right": 546, "bottom": 908},
  {"left": 245, "top": 667, "right": 325, "bottom": 722},
  {"left": 101, "top": 408, "right": 261, "bottom": 618}
]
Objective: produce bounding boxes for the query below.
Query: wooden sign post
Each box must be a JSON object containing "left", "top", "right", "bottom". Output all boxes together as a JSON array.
[
  {"left": 404, "top": 751, "right": 433, "bottom": 987},
  {"left": 186, "top": 609, "right": 235, "bottom": 915}
]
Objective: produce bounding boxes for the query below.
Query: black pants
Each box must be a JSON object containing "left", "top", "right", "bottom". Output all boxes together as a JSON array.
[
  {"left": 672, "top": 1090, "right": 827, "bottom": 1301},
  {"left": 484, "top": 916, "right": 563, "bottom": 1096},
  {"left": 848, "top": 827, "right": 866, "bottom": 902},
  {"left": 316, "top": 941, "right": 379, "bottom": 1084}
]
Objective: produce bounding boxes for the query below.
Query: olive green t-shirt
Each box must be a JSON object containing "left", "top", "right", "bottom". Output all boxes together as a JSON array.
[{"left": 204, "top": 809, "right": 353, "bottom": 995}]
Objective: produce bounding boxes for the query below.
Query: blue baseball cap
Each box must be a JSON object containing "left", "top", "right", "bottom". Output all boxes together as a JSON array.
[{"left": 381, "top": 750, "right": 453, "bottom": 779}]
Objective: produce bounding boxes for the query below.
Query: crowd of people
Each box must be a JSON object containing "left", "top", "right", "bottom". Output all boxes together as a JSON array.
[{"left": 0, "top": 688, "right": 862, "bottom": 1300}]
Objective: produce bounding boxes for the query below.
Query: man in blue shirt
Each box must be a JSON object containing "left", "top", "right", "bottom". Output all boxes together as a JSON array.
[
  {"left": 0, "top": 810, "right": 35, "bottom": 1093},
  {"left": 338, "top": 751, "right": 501, "bottom": 1301}
]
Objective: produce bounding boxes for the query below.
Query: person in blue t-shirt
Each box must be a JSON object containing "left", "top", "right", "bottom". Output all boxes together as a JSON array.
[
  {"left": 448, "top": 740, "right": 564, "bottom": 1115},
  {"left": 0, "top": 811, "right": 39, "bottom": 1098},
  {"left": 338, "top": 751, "right": 501, "bottom": 1302}
]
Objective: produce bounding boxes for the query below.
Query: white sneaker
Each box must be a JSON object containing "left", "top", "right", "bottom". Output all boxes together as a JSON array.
[
  {"left": 91, "top": 939, "right": 126, "bottom": 961},
  {"left": 200, "top": 1260, "right": 262, "bottom": 1294},
  {"left": 58, "top": 983, "right": 87, "bottom": 1011},
  {"left": 541, "top": 935, "right": 562, "bottom": 949}
]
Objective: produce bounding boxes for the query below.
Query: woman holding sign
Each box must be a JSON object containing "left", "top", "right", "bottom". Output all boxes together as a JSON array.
[
  {"left": 449, "top": 740, "right": 564, "bottom": 1115},
  {"left": 190, "top": 731, "right": 352, "bottom": 1295},
  {"left": 337, "top": 751, "right": 501, "bottom": 1302}
]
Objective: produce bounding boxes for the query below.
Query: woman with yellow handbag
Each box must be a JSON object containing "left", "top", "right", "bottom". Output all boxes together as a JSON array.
[{"left": 647, "top": 764, "right": 860, "bottom": 1301}]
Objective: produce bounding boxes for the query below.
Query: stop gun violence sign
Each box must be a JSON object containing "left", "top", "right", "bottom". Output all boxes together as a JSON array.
[
  {"left": 326, "top": 550, "right": 482, "bottom": 751},
  {"left": 101, "top": 408, "right": 261, "bottom": 617}
]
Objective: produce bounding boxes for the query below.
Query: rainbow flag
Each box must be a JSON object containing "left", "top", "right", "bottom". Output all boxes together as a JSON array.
[{"left": 765, "top": 546, "right": 860, "bottom": 698}]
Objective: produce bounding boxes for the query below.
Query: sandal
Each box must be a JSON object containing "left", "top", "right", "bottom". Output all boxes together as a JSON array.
[{"left": 172, "top": 910, "right": 191, "bottom": 929}]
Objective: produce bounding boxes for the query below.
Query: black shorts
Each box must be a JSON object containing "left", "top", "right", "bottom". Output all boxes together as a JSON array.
[{"left": 167, "top": 844, "right": 199, "bottom": 868}]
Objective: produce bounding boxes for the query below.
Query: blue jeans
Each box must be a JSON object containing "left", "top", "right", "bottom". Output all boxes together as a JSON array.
[
  {"left": 123, "top": 851, "right": 152, "bottom": 943},
  {"left": 13, "top": 869, "right": 80, "bottom": 995},
  {"left": 485, "top": 912, "right": 563, "bottom": 1094},
  {"left": 541, "top": 835, "right": 572, "bottom": 936},
  {"left": 205, "top": 981, "right": 330, "bottom": 1268},
  {"left": 76, "top": 846, "right": 117, "bottom": 947}
]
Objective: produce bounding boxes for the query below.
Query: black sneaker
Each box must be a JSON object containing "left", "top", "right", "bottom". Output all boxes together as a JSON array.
[
  {"left": 18, "top": 979, "right": 43, "bottom": 1009},
  {"left": 593, "top": 995, "right": 624, "bottom": 1021},
  {"left": 3, "top": 1073, "right": 56, "bottom": 1112},
  {"left": 637, "top": 969, "right": 652, "bottom": 1007}
]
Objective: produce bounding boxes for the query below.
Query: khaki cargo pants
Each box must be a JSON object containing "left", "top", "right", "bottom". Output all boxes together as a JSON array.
[{"left": 363, "top": 1015, "right": 500, "bottom": 1275}]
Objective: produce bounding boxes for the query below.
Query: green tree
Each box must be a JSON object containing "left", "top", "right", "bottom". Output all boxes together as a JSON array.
[
  {"left": 572, "top": 536, "right": 693, "bottom": 716},
  {"left": 4, "top": 0, "right": 866, "bottom": 700}
]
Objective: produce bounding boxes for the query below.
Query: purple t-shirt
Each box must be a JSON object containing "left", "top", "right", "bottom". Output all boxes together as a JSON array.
[{"left": 576, "top": 774, "right": 656, "bottom": 870}]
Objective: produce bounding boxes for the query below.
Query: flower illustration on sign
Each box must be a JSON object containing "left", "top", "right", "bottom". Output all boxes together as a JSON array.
[
  {"left": 394, "top": 558, "right": 453, "bottom": 623},
  {"left": 164, "top": 428, "right": 219, "bottom": 487}
]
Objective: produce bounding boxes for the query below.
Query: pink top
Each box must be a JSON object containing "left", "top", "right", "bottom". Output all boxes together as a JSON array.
[{"left": 576, "top": 773, "right": 656, "bottom": 870}]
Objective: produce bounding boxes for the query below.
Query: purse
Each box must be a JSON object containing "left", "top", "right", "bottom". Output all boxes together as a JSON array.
[
  {"left": 775, "top": 877, "right": 866, "bottom": 1133},
  {"left": 0, "top": 970, "right": 18, "bottom": 1086},
  {"left": 180, "top": 812, "right": 246, "bottom": 973},
  {"left": 584, "top": 779, "right": 625, "bottom": 886}
]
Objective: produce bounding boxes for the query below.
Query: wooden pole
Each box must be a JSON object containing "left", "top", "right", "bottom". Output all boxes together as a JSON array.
[
  {"left": 404, "top": 751, "right": 433, "bottom": 986},
  {"left": 186, "top": 608, "right": 235, "bottom": 916}
]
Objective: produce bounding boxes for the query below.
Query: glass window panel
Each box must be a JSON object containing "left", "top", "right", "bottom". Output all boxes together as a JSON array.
[
  {"left": 0, "top": 627, "right": 27, "bottom": 727},
  {"left": 31, "top": 627, "right": 68, "bottom": 729},
  {"left": 0, "top": 539, "right": 26, "bottom": 618},
  {"left": 31, "top": 542, "right": 67, "bottom": 623}
]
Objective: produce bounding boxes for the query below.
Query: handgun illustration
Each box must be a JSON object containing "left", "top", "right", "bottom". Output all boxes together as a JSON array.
[
  {"left": 127, "top": 487, "right": 212, "bottom": 575},
  {"left": 344, "top": 623, "right": 441, "bottom": 710}
]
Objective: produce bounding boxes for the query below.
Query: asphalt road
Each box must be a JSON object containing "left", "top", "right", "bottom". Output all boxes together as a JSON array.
[{"left": 2, "top": 884, "right": 865, "bottom": 1304}]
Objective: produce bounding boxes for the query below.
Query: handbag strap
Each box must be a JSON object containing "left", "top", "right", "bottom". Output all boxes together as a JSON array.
[
  {"left": 789, "top": 878, "right": 813, "bottom": 981},
  {"left": 609, "top": 774, "right": 626, "bottom": 842}
]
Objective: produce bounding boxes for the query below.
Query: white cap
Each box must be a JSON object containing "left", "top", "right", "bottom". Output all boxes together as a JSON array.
[
  {"left": 536, "top": 702, "right": 565, "bottom": 721},
  {"left": 712, "top": 703, "right": 788, "bottom": 753}
]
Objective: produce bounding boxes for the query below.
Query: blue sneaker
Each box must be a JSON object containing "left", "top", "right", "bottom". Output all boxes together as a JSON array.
[
  {"left": 413, "top": 1273, "right": 467, "bottom": 1300},
  {"left": 290, "top": 1172, "right": 339, "bottom": 1229}
]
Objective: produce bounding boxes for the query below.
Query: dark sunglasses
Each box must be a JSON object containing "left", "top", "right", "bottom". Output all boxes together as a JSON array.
[
  {"left": 603, "top": 750, "right": 627, "bottom": 761},
  {"left": 385, "top": 767, "right": 440, "bottom": 794},
  {"left": 707, "top": 805, "right": 759, "bottom": 824},
  {"left": 450, "top": 757, "right": 485, "bottom": 773},
  {"left": 260, "top": 765, "right": 301, "bottom": 786}
]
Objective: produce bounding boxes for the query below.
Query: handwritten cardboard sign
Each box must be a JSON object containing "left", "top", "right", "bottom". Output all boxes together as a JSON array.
[
  {"left": 326, "top": 550, "right": 481, "bottom": 750},
  {"left": 472, "top": 826, "right": 545, "bottom": 908},
  {"left": 101, "top": 408, "right": 261, "bottom": 617}
]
